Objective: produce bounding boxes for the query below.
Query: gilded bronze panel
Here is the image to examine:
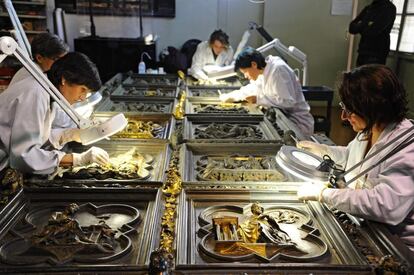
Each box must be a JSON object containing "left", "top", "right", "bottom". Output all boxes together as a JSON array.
[
  {"left": 187, "top": 88, "right": 234, "bottom": 98},
  {"left": 180, "top": 143, "right": 293, "bottom": 186},
  {"left": 92, "top": 114, "right": 175, "bottom": 142},
  {"left": 198, "top": 203, "right": 328, "bottom": 262},
  {"left": 183, "top": 117, "right": 281, "bottom": 143},
  {"left": 94, "top": 97, "right": 175, "bottom": 115},
  {"left": 186, "top": 99, "right": 263, "bottom": 117},
  {"left": 111, "top": 85, "right": 178, "bottom": 99},
  {"left": 122, "top": 74, "right": 179, "bottom": 88},
  {"left": 0, "top": 188, "right": 161, "bottom": 273},
  {"left": 26, "top": 141, "right": 170, "bottom": 187},
  {"left": 186, "top": 76, "right": 243, "bottom": 89},
  {"left": 175, "top": 189, "right": 372, "bottom": 273}
]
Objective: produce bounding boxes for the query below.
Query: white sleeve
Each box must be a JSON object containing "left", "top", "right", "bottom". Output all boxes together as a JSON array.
[
  {"left": 222, "top": 82, "right": 258, "bottom": 101},
  {"left": 322, "top": 146, "right": 414, "bottom": 225},
  {"left": 257, "top": 65, "right": 297, "bottom": 108},
  {"left": 326, "top": 145, "right": 349, "bottom": 168},
  {"left": 9, "top": 90, "right": 65, "bottom": 175},
  {"left": 49, "top": 103, "right": 77, "bottom": 149},
  {"left": 190, "top": 44, "right": 208, "bottom": 80},
  {"left": 224, "top": 47, "right": 234, "bottom": 65}
]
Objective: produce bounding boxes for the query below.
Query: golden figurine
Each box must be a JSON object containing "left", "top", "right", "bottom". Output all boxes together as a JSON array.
[
  {"left": 173, "top": 91, "right": 186, "bottom": 120},
  {"left": 113, "top": 119, "right": 163, "bottom": 139},
  {"left": 212, "top": 203, "right": 305, "bottom": 258}
]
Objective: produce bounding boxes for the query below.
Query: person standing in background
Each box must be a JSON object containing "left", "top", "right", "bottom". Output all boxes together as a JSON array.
[{"left": 349, "top": 0, "right": 396, "bottom": 66}]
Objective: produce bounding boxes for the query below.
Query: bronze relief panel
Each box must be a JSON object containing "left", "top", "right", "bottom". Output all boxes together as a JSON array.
[
  {"left": 112, "top": 86, "right": 178, "bottom": 98},
  {"left": 95, "top": 97, "right": 174, "bottom": 115},
  {"left": 26, "top": 142, "right": 170, "bottom": 187},
  {"left": 0, "top": 189, "right": 161, "bottom": 272},
  {"left": 197, "top": 203, "right": 328, "bottom": 262},
  {"left": 195, "top": 155, "right": 286, "bottom": 182},
  {"left": 123, "top": 75, "right": 179, "bottom": 87},
  {"left": 176, "top": 189, "right": 370, "bottom": 273}
]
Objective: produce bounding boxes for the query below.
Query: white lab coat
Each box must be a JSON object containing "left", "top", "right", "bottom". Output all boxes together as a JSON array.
[
  {"left": 189, "top": 41, "right": 234, "bottom": 80},
  {"left": 8, "top": 66, "right": 31, "bottom": 86},
  {"left": 8, "top": 67, "right": 77, "bottom": 138},
  {"left": 321, "top": 119, "right": 414, "bottom": 251},
  {"left": 0, "top": 77, "right": 66, "bottom": 175},
  {"left": 223, "top": 56, "right": 314, "bottom": 137}
]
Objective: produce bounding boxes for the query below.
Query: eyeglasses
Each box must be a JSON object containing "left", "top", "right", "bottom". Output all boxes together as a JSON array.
[{"left": 339, "top": 101, "right": 353, "bottom": 117}]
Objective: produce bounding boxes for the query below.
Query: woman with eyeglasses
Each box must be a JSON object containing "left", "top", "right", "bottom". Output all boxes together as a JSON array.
[{"left": 296, "top": 64, "right": 414, "bottom": 252}]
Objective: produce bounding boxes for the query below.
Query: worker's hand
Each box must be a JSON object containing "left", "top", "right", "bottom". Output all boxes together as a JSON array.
[
  {"left": 59, "top": 128, "right": 82, "bottom": 145},
  {"left": 72, "top": 147, "right": 110, "bottom": 167},
  {"left": 297, "top": 182, "right": 330, "bottom": 202},
  {"left": 245, "top": 95, "right": 257, "bottom": 104},
  {"left": 219, "top": 93, "right": 235, "bottom": 103},
  {"left": 296, "top": 140, "right": 329, "bottom": 157}
]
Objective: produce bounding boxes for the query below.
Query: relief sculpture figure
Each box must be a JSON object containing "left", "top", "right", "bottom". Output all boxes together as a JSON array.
[
  {"left": 194, "top": 123, "right": 263, "bottom": 139},
  {"left": 237, "top": 203, "right": 293, "bottom": 245}
]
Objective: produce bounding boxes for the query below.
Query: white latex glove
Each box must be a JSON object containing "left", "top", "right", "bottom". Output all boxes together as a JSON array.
[
  {"left": 59, "top": 128, "right": 82, "bottom": 145},
  {"left": 72, "top": 147, "right": 110, "bottom": 167},
  {"left": 297, "top": 182, "right": 330, "bottom": 202},
  {"left": 219, "top": 93, "right": 235, "bottom": 103},
  {"left": 296, "top": 141, "right": 329, "bottom": 157}
]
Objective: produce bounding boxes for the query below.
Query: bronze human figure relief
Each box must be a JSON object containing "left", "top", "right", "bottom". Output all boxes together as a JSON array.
[
  {"left": 194, "top": 123, "right": 264, "bottom": 140},
  {"left": 198, "top": 203, "right": 329, "bottom": 262},
  {"left": 113, "top": 120, "right": 164, "bottom": 139},
  {"left": 196, "top": 155, "right": 286, "bottom": 182},
  {"left": 0, "top": 203, "right": 140, "bottom": 265},
  {"left": 194, "top": 103, "right": 248, "bottom": 114},
  {"left": 110, "top": 102, "right": 168, "bottom": 112},
  {"left": 61, "top": 147, "right": 154, "bottom": 180}
]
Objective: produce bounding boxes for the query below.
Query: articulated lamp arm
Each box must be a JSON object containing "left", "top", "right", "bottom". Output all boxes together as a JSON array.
[
  {"left": 0, "top": 36, "right": 89, "bottom": 128},
  {"left": 0, "top": 36, "right": 127, "bottom": 145},
  {"left": 3, "top": 0, "right": 31, "bottom": 58},
  {"left": 204, "top": 38, "right": 308, "bottom": 85},
  {"left": 257, "top": 39, "right": 308, "bottom": 85}
]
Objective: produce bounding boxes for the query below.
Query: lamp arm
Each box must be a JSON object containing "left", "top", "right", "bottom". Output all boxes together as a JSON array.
[
  {"left": 0, "top": 36, "right": 92, "bottom": 129},
  {"left": 3, "top": 0, "right": 31, "bottom": 58},
  {"left": 256, "top": 39, "right": 308, "bottom": 85},
  {"left": 330, "top": 122, "right": 414, "bottom": 187}
]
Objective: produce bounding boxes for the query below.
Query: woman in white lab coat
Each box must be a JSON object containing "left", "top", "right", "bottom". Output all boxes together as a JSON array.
[
  {"left": 220, "top": 47, "right": 314, "bottom": 137},
  {"left": 0, "top": 52, "right": 109, "bottom": 176},
  {"left": 297, "top": 65, "right": 414, "bottom": 251},
  {"left": 190, "top": 29, "right": 234, "bottom": 80},
  {"left": 9, "top": 33, "right": 69, "bottom": 86},
  {"left": 9, "top": 32, "right": 77, "bottom": 131}
]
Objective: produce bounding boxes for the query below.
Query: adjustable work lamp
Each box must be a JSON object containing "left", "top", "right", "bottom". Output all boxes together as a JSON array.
[
  {"left": 276, "top": 121, "right": 414, "bottom": 188},
  {"left": 4, "top": 0, "right": 103, "bottom": 120},
  {"left": 0, "top": 36, "right": 127, "bottom": 145},
  {"left": 204, "top": 38, "right": 307, "bottom": 85},
  {"left": 3, "top": 0, "right": 31, "bottom": 58}
]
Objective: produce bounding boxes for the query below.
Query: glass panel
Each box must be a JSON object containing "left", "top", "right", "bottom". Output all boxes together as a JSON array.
[
  {"left": 390, "top": 15, "right": 402, "bottom": 50},
  {"left": 393, "top": 0, "right": 405, "bottom": 13},
  {"left": 408, "top": 0, "right": 414, "bottom": 12},
  {"left": 399, "top": 16, "right": 414, "bottom": 52}
]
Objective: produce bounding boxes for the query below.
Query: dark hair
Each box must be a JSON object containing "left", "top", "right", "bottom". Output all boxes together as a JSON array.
[
  {"left": 234, "top": 47, "right": 266, "bottom": 71},
  {"left": 47, "top": 52, "right": 101, "bottom": 91},
  {"left": 31, "top": 33, "right": 69, "bottom": 61},
  {"left": 338, "top": 64, "right": 407, "bottom": 135},
  {"left": 209, "top": 29, "right": 230, "bottom": 47}
]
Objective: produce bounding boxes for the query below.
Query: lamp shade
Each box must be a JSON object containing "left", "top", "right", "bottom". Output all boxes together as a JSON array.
[{"left": 275, "top": 145, "right": 329, "bottom": 183}]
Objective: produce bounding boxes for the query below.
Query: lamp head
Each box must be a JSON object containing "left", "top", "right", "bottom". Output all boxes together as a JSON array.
[{"left": 79, "top": 113, "right": 128, "bottom": 145}]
